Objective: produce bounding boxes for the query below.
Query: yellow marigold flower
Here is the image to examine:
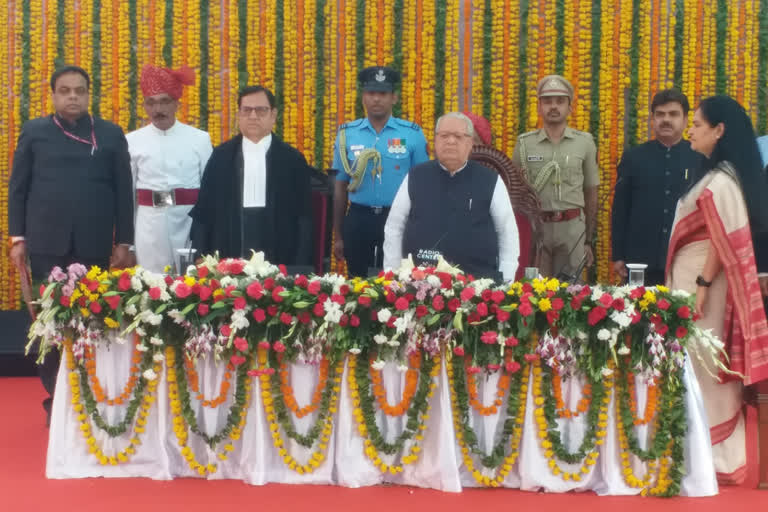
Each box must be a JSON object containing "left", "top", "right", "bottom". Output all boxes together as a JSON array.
[
  {"left": 353, "top": 280, "right": 369, "bottom": 293},
  {"left": 104, "top": 317, "right": 119, "bottom": 329},
  {"left": 538, "top": 298, "right": 552, "bottom": 312},
  {"left": 86, "top": 267, "right": 102, "bottom": 280},
  {"left": 656, "top": 285, "right": 669, "bottom": 293},
  {"left": 643, "top": 290, "right": 657, "bottom": 303},
  {"left": 546, "top": 278, "right": 560, "bottom": 291},
  {"left": 80, "top": 307, "right": 91, "bottom": 318},
  {"left": 184, "top": 276, "right": 196, "bottom": 287},
  {"left": 532, "top": 279, "right": 547, "bottom": 294},
  {"left": 164, "top": 265, "right": 172, "bottom": 273},
  {"left": 213, "top": 289, "right": 225, "bottom": 299}
]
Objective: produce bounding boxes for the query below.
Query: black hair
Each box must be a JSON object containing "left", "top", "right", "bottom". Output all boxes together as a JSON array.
[
  {"left": 697, "top": 95, "right": 768, "bottom": 233},
  {"left": 50, "top": 65, "right": 90, "bottom": 91},
  {"left": 237, "top": 85, "right": 276, "bottom": 109},
  {"left": 651, "top": 88, "right": 689, "bottom": 116}
]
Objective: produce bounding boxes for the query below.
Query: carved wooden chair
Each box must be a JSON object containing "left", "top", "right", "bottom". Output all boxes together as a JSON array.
[{"left": 470, "top": 145, "right": 542, "bottom": 280}]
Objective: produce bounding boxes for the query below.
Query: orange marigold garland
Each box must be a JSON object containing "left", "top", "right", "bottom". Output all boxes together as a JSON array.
[
  {"left": 280, "top": 353, "right": 330, "bottom": 418},
  {"left": 84, "top": 334, "right": 143, "bottom": 405},
  {"left": 370, "top": 351, "right": 421, "bottom": 417},
  {"left": 185, "top": 357, "right": 234, "bottom": 408},
  {"left": 552, "top": 373, "right": 592, "bottom": 418}
]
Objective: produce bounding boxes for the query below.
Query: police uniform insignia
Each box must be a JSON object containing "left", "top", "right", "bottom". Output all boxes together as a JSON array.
[
  {"left": 387, "top": 138, "right": 407, "bottom": 154},
  {"left": 350, "top": 144, "right": 365, "bottom": 157},
  {"left": 527, "top": 155, "right": 544, "bottom": 161},
  {"left": 375, "top": 69, "right": 386, "bottom": 82}
]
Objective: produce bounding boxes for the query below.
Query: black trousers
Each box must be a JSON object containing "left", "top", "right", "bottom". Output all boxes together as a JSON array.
[
  {"left": 343, "top": 203, "right": 389, "bottom": 278},
  {"left": 29, "top": 252, "right": 109, "bottom": 422}
]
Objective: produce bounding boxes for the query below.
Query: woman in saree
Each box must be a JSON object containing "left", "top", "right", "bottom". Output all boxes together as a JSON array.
[{"left": 666, "top": 95, "right": 768, "bottom": 485}]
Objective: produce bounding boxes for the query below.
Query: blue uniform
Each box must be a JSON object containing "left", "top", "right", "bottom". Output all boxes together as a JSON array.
[{"left": 332, "top": 116, "right": 429, "bottom": 207}]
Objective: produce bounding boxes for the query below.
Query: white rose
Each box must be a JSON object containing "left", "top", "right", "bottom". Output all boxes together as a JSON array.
[
  {"left": 124, "top": 304, "right": 138, "bottom": 316},
  {"left": 371, "top": 359, "right": 386, "bottom": 371},
  {"left": 143, "top": 368, "right": 158, "bottom": 381},
  {"left": 617, "top": 345, "right": 630, "bottom": 355},
  {"left": 377, "top": 309, "right": 392, "bottom": 323},
  {"left": 153, "top": 353, "right": 165, "bottom": 362},
  {"left": 348, "top": 347, "right": 362, "bottom": 355},
  {"left": 149, "top": 336, "right": 164, "bottom": 346},
  {"left": 136, "top": 343, "right": 150, "bottom": 352},
  {"left": 396, "top": 363, "right": 409, "bottom": 372},
  {"left": 597, "top": 328, "right": 611, "bottom": 341},
  {"left": 601, "top": 367, "right": 614, "bottom": 377},
  {"left": 373, "top": 334, "right": 388, "bottom": 345}
]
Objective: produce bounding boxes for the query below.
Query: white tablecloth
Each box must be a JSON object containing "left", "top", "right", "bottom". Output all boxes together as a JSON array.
[{"left": 46, "top": 340, "right": 718, "bottom": 496}]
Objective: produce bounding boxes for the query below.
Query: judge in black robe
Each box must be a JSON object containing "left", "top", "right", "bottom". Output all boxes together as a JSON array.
[{"left": 189, "top": 86, "right": 313, "bottom": 266}]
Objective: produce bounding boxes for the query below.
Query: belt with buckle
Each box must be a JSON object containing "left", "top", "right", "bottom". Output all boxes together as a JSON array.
[
  {"left": 541, "top": 208, "right": 581, "bottom": 223},
  {"left": 350, "top": 203, "right": 390, "bottom": 215},
  {"left": 136, "top": 188, "right": 199, "bottom": 207}
]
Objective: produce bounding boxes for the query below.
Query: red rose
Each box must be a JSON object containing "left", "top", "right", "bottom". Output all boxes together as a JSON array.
[
  {"left": 650, "top": 313, "right": 662, "bottom": 325},
  {"left": 278, "top": 264, "right": 287, "bottom": 276},
  {"left": 467, "top": 312, "right": 481, "bottom": 324},
  {"left": 460, "top": 287, "right": 476, "bottom": 302},
  {"left": 230, "top": 355, "right": 246, "bottom": 366},
  {"left": 599, "top": 293, "right": 613, "bottom": 308},
  {"left": 273, "top": 341, "right": 286, "bottom": 353},
  {"left": 350, "top": 314, "right": 360, "bottom": 327},
  {"left": 518, "top": 301, "right": 533, "bottom": 317},
  {"left": 546, "top": 310, "right": 559, "bottom": 325},
  {"left": 294, "top": 275, "right": 309, "bottom": 288},
  {"left": 331, "top": 293, "right": 345, "bottom": 305},
  {"left": 224, "top": 285, "right": 236, "bottom": 297},
  {"left": 476, "top": 302, "right": 489, "bottom": 317},
  {"left": 272, "top": 286, "right": 286, "bottom": 303},
  {"left": 386, "top": 317, "right": 396, "bottom": 328},
  {"left": 657, "top": 298, "right": 671, "bottom": 311},
  {"left": 551, "top": 297, "right": 565, "bottom": 311},
  {"left": 487, "top": 363, "right": 501, "bottom": 371},
  {"left": 220, "top": 325, "right": 232, "bottom": 337},
  {"left": 251, "top": 308, "right": 266, "bottom": 322},
  {"left": 629, "top": 287, "right": 646, "bottom": 300},
  {"left": 395, "top": 297, "right": 409, "bottom": 311},
  {"left": 447, "top": 298, "right": 461, "bottom": 312},
  {"left": 198, "top": 286, "right": 212, "bottom": 301},
  {"left": 656, "top": 324, "right": 669, "bottom": 336},
  {"left": 228, "top": 261, "right": 244, "bottom": 275},
  {"left": 612, "top": 298, "right": 625, "bottom": 311},
  {"left": 587, "top": 306, "right": 607, "bottom": 326},
  {"left": 163, "top": 275, "right": 173, "bottom": 286},
  {"left": 60, "top": 295, "right": 71, "bottom": 307},
  {"left": 175, "top": 282, "right": 192, "bottom": 299},
  {"left": 246, "top": 281, "right": 264, "bottom": 299},
  {"left": 233, "top": 297, "right": 247, "bottom": 310},
  {"left": 197, "top": 265, "right": 209, "bottom": 279},
  {"left": 258, "top": 340, "right": 270, "bottom": 350},
  {"left": 307, "top": 280, "right": 322, "bottom": 295},
  {"left": 118, "top": 275, "right": 131, "bottom": 292},
  {"left": 496, "top": 310, "right": 511, "bottom": 322},
  {"left": 505, "top": 336, "right": 519, "bottom": 346},
  {"left": 480, "top": 331, "right": 498, "bottom": 344},
  {"left": 491, "top": 290, "right": 505, "bottom": 304},
  {"left": 280, "top": 312, "right": 293, "bottom": 325},
  {"left": 385, "top": 290, "right": 396, "bottom": 304},
  {"left": 677, "top": 306, "right": 692, "bottom": 319},
  {"left": 505, "top": 361, "right": 521, "bottom": 373},
  {"left": 676, "top": 326, "right": 688, "bottom": 339},
  {"left": 466, "top": 365, "right": 482, "bottom": 374},
  {"left": 298, "top": 311, "right": 312, "bottom": 324},
  {"left": 234, "top": 337, "right": 249, "bottom": 352},
  {"left": 481, "top": 290, "right": 493, "bottom": 302},
  {"left": 78, "top": 296, "right": 87, "bottom": 307},
  {"left": 415, "top": 305, "right": 428, "bottom": 318},
  {"left": 104, "top": 295, "right": 120, "bottom": 310},
  {"left": 432, "top": 295, "right": 445, "bottom": 311},
  {"left": 453, "top": 346, "right": 465, "bottom": 356},
  {"left": 313, "top": 303, "right": 325, "bottom": 317},
  {"left": 571, "top": 297, "right": 583, "bottom": 310},
  {"left": 267, "top": 305, "right": 278, "bottom": 317},
  {"left": 339, "top": 314, "right": 349, "bottom": 327},
  {"left": 263, "top": 277, "right": 275, "bottom": 290},
  {"left": 148, "top": 287, "right": 162, "bottom": 300},
  {"left": 197, "top": 303, "right": 210, "bottom": 316},
  {"left": 631, "top": 311, "right": 642, "bottom": 324},
  {"left": 89, "top": 301, "right": 102, "bottom": 314},
  {"left": 358, "top": 295, "right": 372, "bottom": 307},
  {"left": 522, "top": 283, "right": 533, "bottom": 294},
  {"left": 339, "top": 284, "right": 350, "bottom": 296}
]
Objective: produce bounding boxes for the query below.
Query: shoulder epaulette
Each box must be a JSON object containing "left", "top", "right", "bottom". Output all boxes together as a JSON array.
[
  {"left": 339, "top": 119, "right": 364, "bottom": 131},
  {"left": 393, "top": 118, "right": 422, "bottom": 130},
  {"left": 518, "top": 130, "right": 538, "bottom": 139}
]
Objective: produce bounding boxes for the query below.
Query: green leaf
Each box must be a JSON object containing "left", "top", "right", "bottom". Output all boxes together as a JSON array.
[
  {"left": 180, "top": 303, "right": 196, "bottom": 315},
  {"left": 453, "top": 311, "right": 464, "bottom": 333}
]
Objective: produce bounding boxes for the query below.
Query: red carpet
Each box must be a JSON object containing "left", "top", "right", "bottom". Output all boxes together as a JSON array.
[{"left": 2, "top": 376, "right": 764, "bottom": 511}]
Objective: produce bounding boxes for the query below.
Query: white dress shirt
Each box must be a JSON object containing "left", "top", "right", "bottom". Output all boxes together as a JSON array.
[
  {"left": 383, "top": 162, "right": 520, "bottom": 280},
  {"left": 242, "top": 134, "right": 272, "bottom": 208},
  {"left": 127, "top": 120, "right": 212, "bottom": 272}
]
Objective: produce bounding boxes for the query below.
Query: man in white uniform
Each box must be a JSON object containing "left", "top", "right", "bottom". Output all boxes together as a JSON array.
[{"left": 127, "top": 64, "right": 212, "bottom": 272}]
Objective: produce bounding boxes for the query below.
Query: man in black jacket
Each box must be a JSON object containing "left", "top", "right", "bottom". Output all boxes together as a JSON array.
[
  {"left": 8, "top": 65, "right": 135, "bottom": 425},
  {"left": 611, "top": 89, "right": 702, "bottom": 285},
  {"left": 189, "top": 86, "right": 313, "bottom": 267}
]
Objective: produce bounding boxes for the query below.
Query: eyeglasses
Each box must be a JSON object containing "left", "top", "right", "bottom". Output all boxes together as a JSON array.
[
  {"left": 240, "top": 106, "right": 273, "bottom": 118},
  {"left": 144, "top": 97, "right": 176, "bottom": 108},
  {"left": 436, "top": 131, "right": 472, "bottom": 141}
]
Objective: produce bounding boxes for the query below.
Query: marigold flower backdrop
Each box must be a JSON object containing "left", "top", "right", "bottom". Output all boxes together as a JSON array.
[{"left": 1, "top": 0, "right": 767, "bottom": 309}]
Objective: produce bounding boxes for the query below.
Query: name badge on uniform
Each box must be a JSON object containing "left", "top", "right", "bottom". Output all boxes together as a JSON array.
[
  {"left": 388, "top": 138, "right": 407, "bottom": 154},
  {"left": 350, "top": 144, "right": 365, "bottom": 157},
  {"left": 527, "top": 155, "right": 544, "bottom": 162}
]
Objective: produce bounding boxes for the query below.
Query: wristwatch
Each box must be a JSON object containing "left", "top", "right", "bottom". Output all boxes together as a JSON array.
[{"left": 695, "top": 275, "right": 712, "bottom": 287}]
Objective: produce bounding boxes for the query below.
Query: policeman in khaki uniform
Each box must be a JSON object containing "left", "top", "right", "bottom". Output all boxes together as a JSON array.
[
  {"left": 332, "top": 66, "right": 429, "bottom": 277},
  {"left": 511, "top": 74, "right": 599, "bottom": 278}
]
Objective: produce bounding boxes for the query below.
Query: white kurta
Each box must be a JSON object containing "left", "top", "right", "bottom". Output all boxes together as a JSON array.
[{"left": 127, "top": 121, "right": 213, "bottom": 273}]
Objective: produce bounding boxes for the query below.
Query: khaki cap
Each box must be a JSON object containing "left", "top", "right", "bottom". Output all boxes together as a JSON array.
[{"left": 537, "top": 75, "right": 574, "bottom": 100}]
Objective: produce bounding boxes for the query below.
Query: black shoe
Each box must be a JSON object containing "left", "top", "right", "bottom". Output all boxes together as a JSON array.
[{"left": 43, "top": 397, "right": 52, "bottom": 428}]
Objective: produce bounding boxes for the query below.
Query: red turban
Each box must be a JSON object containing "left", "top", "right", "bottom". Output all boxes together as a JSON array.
[
  {"left": 140, "top": 65, "right": 195, "bottom": 100},
  {"left": 463, "top": 111, "right": 492, "bottom": 146}
]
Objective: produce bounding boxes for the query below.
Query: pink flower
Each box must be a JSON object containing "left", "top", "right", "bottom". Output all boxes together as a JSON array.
[
  {"left": 587, "top": 306, "right": 607, "bottom": 326},
  {"left": 252, "top": 308, "right": 266, "bottom": 322},
  {"left": 267, "top": 305, "right": 278, "bottom": 317},
  {"left": 460, "top": 287, "right": 476, "bottom": 302},
  {"left": 263, "top": 277, "right": 275, "bottom": 290},
  {"left": 505, "top": 336, "right": 519, "bottom": 346},
  {"left": 89, "top": 301, "right": 102, "bottom": 314},
  {"left": 656, "top": 324, "right": 669, "bottom": 336},
  {"left": 331, "top": 293, "right": 345, "bottom": 305},
  {"left": 481, "top": 290, "right": 493, "bottom": 301},
  {"left": 447, "top": 298, "right": 461, "bottom": 312},
  {"left": 395, "top": 297, "right": 409, "bottom": 311},
  {"left": 518, "top": 301, "right": 533, "bottom": 317},
  {"left": 546, "top": 310, "right": 559, "bottom": 325},
  {"left": 677, "top": 306, "right": 692, "bottom": 319},
  {"left": 228, "top": 261, "right": 244, "bottom": 275},
  {"left": 486, "top": 363, "right": 501, "bottom": 371},
  {"left": 466, "top": 366, "right": 482, "bottom": 375},
  {"left": 491, "top": 290, "right": 505, "bottom": 304},
  {"left": 197, "top": 266, "right": 209, "bottom": 279},
  {"left": 246, "top": 281, "right": 264, "bottom": 299},
  {"left": 198, "top": 286, "right": 212, "bottom": 301},
  {"left": 258, "top": 340, "right": 270, "bottom": 350},
  {"left": 350, "top": 314, "right": 360, "bottom": 327},
  {"left": 629, "top": 287, "right": 646, "bottom": 300},
  {"left": 230, "top": 355, "right": 246, "bottom": 366},
  {"left": 657, "top": 298, "right": 671, "bottom": 311},
  {"left": 453, "top": 346, "right": 465, "bottom": 356},
  {"left": 118, "top": 274, "right": 132, "bottom": 291},
  {"left": 273, "top": 341, "right": 286, "bottom": 353},
  {"left": 599, "top": 293, "right": 613, "bottom": 308},
  {"left": 278, "top": 264, "right": 287, "bottom": 276},
  {"left": 60, "top": 295, "right": 71, "bottom": 307},
  {"left": 298, "top": 311, "right": 312, "bottom": 324},
  {"left": 234, "top": 337, "right": 249, "bottom": 352},
  {"left": 313, "top": 303, "right": 325, "bottom": 317},
  {"left": 571, "top": 297, "right": 583, "bottom": 310},
  {"left": 174, "top": 282, "right": 192, "bottom": 299},
  {"left": 164, "top": 275, "right": 174, "bottom": 286},
  {"left": 220, "top": 325, "right": 232, "bottom": 337},
  {"left": 148, "top": 287, "right": 162, "bottom": 300},
  {"left": 480, "top": 331, "right": 498, "bottom": 345},
  {"left": 551, "top": 297, "right": 565, "bottom": 311},
  {"left": 523, "top": 353, "right": 540, "bottom": 362},
  {"left": 358, "top": 295, "right": 372, "bottom": 307},
  {"left": 676, "top": 326, "right": 688, "bottom": 339},
  {"left": 197, "top": 303, "right": 210, "bottom": 316},
  {"left": 272, "top": 286, "right": 286, "bottom": 303},
  {"left": 339, "top": 314, "right": 349, "bottom": 327},
  {"left": 496, "top": 309, "right": 511, "bottom": 322},
  {"left": 247, "top": 369, "right": 263, "bottom": 377},
  {"left": 612, "top": 298, "right": 625, "bottom": 311},
  {"left": 280, "top": 312, "right": 293, "bottom": 325},
  {"left": 307, "top": 280, "right": 322, "bottom": 295},
  {"left": 295, "top": 275, "right": 309, "bottom": 288},
  {"left": 233, "top": 297, "right": 247, "bottom": 310},
  {"left": 339, "top": 284, "right": 350, "bottom": 296},
  {"left": 505, "top": 361, "right": 521, "bottom": 373},
  {"left": 476, "top": 302, "right": 488, "bottom": 317},
  {"left": 432, "top": 295, "right": 445, "bottom": 311},
  {"left": 415, "top": 305, "right": 428, "bottom": 318}
]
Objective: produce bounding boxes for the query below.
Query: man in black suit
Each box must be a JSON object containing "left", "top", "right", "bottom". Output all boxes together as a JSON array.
[
  {"left": 189, "top": 85, "right": 313, "bottom": 267},
  {"left": 8, "top": 65, "right": 135, "bottom": 425},
  {"left": 611, "top": 89, "right": 702, "bottom": 285}
]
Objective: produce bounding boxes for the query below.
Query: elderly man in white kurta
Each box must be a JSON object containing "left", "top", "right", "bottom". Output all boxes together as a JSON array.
[{"left": 127, "top": 65, "right": 213, "bottom": 272}]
